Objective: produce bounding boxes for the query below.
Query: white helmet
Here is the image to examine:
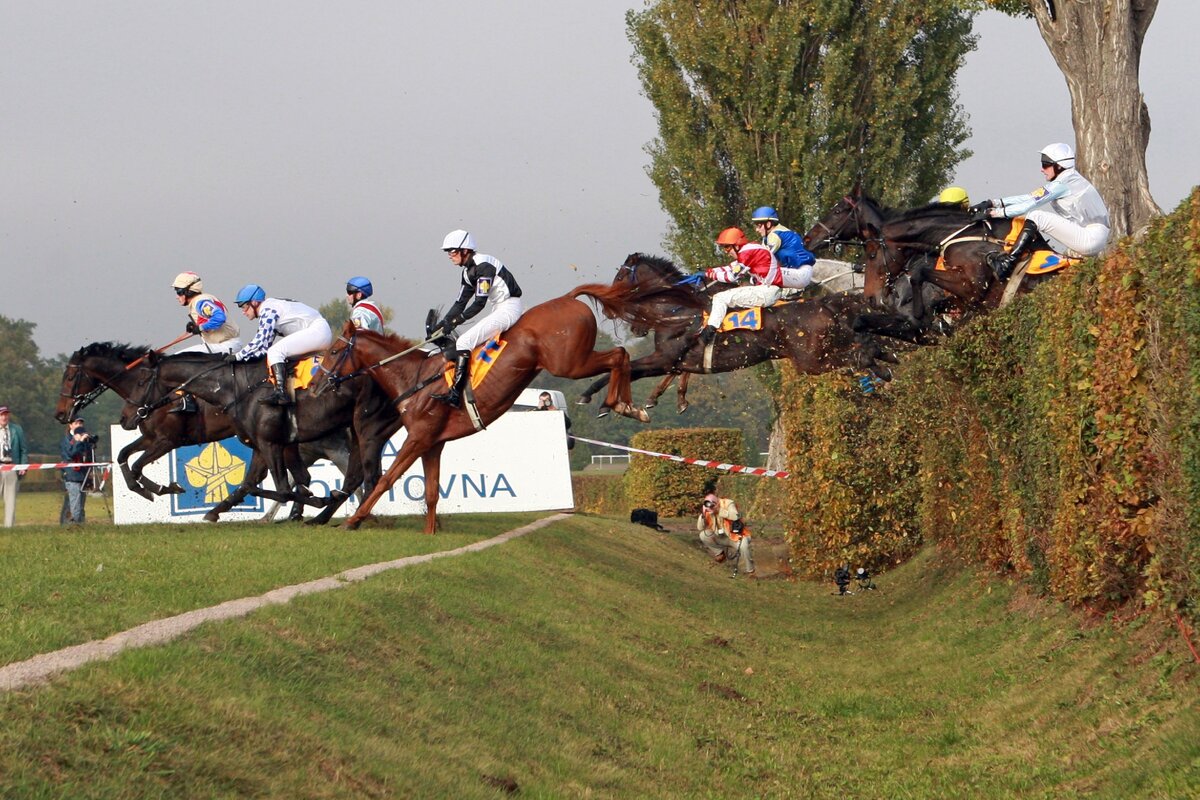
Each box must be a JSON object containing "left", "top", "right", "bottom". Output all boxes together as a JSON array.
[
  {"left": 1039, "top": 142, "right": 1075, "bottom": 169},
  {"left": 441, "top": 229, "right": 476, "bottom": 252},
  {"left": 172, "top": 271, "right": 203, "bottom": 293}
]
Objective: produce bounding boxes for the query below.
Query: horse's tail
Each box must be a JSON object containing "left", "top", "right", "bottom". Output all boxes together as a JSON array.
[{"left": 570, "top": 283, "right": 638, "bottom": 320}]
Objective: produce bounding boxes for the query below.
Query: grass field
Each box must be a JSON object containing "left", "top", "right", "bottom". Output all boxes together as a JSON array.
[{"left": 0, "top": 512, "right": 1196, "bottom": 798}]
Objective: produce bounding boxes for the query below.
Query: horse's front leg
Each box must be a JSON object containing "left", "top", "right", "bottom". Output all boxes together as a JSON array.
[
  {"left": 205, "top": 453, "right": 269, "bottom": 522},
  {"left": 676, "top": 372, "right": 692, "bottom": 414},
  {"left": 342, "top": 434, "right": 437, "bottom": 530},
  {"left": 419, "top": 443, "right": 446, "bottom": 534},
  {"left": 645, "top": 374, "right": 676, "bottom": 409},
  {"left": 576, "top": 374, "right": 610, "bottom": 407}
]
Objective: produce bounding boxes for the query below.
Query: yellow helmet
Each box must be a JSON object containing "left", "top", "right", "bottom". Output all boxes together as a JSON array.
[
  {"left": 171, "top": 271, "right": 202, "bottom": 293},
  {"left": 938, "top": 186, "right": 969, "bottom": 208}
]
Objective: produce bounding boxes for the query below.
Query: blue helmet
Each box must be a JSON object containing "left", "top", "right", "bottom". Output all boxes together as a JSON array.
[
  {"left": 751, "top": 206, "right": 780, "bottom": 223},
  {"left": 235, "top": 284, "right": 266, "bottom": 306},
  {"left": 345, "top": 276, "right": 373, "bottom": 298}
]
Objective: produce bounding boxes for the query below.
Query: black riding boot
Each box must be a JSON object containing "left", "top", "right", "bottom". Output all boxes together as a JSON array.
[
  {"left": 170, "top": 393, "right": 198, "bottom": 414},
  {"left": 988, "top": 221, "right": 1040, "bottom": 282},
  {"left": 261, "top": 363, "right": 293, "bottom": 405},
  {"left": 432, "top": 351, "right": 470, "bottom": 408}
]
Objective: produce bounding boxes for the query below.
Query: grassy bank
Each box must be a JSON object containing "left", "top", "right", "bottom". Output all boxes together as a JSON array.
[{"left": 0, "top": 514, "right": 1196, "bottom": 798}]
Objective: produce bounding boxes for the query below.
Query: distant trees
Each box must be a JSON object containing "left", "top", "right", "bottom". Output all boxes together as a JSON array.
[
  {"left": 984, "top": 0, "right": 1160, "bottom": 238},
  {"left": 626, "top": 0, "right": 977, "bottom": 266}
]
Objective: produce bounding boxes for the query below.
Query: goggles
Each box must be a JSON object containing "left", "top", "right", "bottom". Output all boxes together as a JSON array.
[{"left": 174, "top": 287, "right": 191, "bottom": 296}]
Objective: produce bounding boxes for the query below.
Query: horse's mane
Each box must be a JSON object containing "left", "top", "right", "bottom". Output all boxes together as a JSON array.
[
  {"left": 885, "top": 201, "right": 971, "bottom": 225},
  {"left": 356, "top": 329, "right": 420, "bottom": 352},
  {"left": 78, "top": 341, "right": 152, "bottom": 362},
  {"left": 625, "top": 252, "right": 691, "bottom": 280}
]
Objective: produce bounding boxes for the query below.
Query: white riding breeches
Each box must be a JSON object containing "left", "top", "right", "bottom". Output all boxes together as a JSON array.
[
  {"left": 1027, "top": 210, "right": 1110, "bottom": 258},
  {"left": 708, "top": 285, "right": 781, "bottom": 324},
  {"left": 178, "top": 338, "right": 242, "bottom": 355},
  {"left": 266, "top": 319, "right": 333, "bottom": 366},
  {"left": 455, "top": 297, "right": 524, "bottom": 352},
  {"left": 779, "top": 265, "right": 813, "bottom": 289}
]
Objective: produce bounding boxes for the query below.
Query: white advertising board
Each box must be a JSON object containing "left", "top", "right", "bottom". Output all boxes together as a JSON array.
[{"left": 110, "top": 409, "right": 574, "bottom": 524}]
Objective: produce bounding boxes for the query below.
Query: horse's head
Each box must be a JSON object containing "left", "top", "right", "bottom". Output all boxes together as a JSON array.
[
  {"left": 55, "top": 342, "right": 151, "bottom": 423},
  {"left": 804, "top": 188, "right": 889, "bottom": 252},
  {"left": 613, "top": 252, "right": 692, "bottom": 291}
]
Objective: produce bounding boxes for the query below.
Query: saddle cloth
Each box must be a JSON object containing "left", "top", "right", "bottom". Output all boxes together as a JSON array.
[
  {"left": 442, "top": 337, "right": 509, "bottom": 390},
  {"left": 702, "top": 297, "right": 804, "bottom": 332},
  {"left": 266, "top": 357, "right": 321, "bottom": 391}
]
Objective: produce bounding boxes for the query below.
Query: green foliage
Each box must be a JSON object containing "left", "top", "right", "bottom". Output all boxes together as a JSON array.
[
  {"left": 624, "top": 428, "right": 744, "bottom": 515},
  {"left": 570, "top": 473, "right": 627, "bottom": 516},
  {"left": 627, "top": 0, "right": 976, "bottom": 266},
  {"left": 779, "top": 190, "right": 1200, "bottom": 622}
]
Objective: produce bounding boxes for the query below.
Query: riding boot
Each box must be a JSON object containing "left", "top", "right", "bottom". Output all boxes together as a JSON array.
[
  {"left": 170, "top": 393, "right": 199, "bottom": 414},
  {"left": 698, "top": 325, "right": 718, "bottom": 345},
  {"left": 988, "top": 221, "right": 1040, "bottom": 282},
  {"left": 261, "top": 362, "right": 293, "bottom": 405},
  {"left": 432, "top": 351, "right": 470, "bottom": 408}
]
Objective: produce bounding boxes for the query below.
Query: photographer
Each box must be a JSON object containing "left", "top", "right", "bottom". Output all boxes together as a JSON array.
[{"left": 60, "top": 417, "right": 95, "bottom": 526}]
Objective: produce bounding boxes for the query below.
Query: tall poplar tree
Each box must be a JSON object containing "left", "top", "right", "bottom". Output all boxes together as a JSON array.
[{"left": 627, "top": 0, "right": 977, "bottom": 267}]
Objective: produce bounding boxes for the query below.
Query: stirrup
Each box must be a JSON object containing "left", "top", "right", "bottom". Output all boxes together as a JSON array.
[{"left": 432, "top": 389, "right": 462, "bottom": 408}]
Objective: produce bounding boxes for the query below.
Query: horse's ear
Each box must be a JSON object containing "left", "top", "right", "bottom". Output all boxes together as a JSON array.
[
  {"left": 145, "top": 350, "right": 160, "bottom": 366},
  {"left": 623, "top": 253, "right": 640, "bottom": 267},
  {"left": 342, "top": 320, "right": 357, "bottom": 335}
]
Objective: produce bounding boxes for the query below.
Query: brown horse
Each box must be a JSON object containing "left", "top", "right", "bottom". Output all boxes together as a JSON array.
[
  {"left": 574, "top": 253, "right": 900, "bottom": 412},
  {"left": 313, "top": 292, "right": 647, "bottom": 533}
]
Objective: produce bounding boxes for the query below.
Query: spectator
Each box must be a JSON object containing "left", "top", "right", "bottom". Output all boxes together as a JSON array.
[
  {"left": 696, "top": 491, "right": 756, "bottom": 579},
  {"left": 834, "top": 565, "right": 852, "bottom": 595},
  {"left": 0, "top": 405, "right": 29, "bottom": 527},
  {"left": 536, "top": 391, "right": 556, "bottom": 410},
  {"left": 60, "top": 417, "right": 94, "bottom": 526}
]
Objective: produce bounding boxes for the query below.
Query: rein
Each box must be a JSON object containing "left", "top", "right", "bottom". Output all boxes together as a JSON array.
[{"left": 319, "top": 331, "right": 442, "bottom": 406}]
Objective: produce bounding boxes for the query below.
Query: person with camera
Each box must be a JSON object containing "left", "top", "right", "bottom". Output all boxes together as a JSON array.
[
  {"left": 696, "top": 490, "right": 756, "bottom": 579},
  {"left": 60, "top": 417, "right": 95, "bottom": 526}
]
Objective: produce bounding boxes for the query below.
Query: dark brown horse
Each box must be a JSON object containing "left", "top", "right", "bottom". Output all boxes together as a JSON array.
[
  {"left": 802, "top": 186, "right": 1056, "bottom": 323},
  {"left": 574, "top": 253, "right": 900, "bottom": 411},
  {"left": 313, "top": 291, "right": 647, "bottom": 533},
  {"left": 54, "top": 343, "right": 364, "bottom": 522}
]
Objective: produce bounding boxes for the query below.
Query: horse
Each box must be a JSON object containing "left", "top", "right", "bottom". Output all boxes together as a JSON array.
[
  {"left": 803, "top": 186, "right": 1056, "bottom": 323},
  {"left": 313, "top": 289, "right": 648, "bottom": 533},
  {"left": 54, "top": 343, "right": 365, "bottom": 522},
  {"left": 133, "top": 348, "right": 406, "bottom": 524},
  {"left": 574, "top": 252, "right": 900, "bottom": 413}
]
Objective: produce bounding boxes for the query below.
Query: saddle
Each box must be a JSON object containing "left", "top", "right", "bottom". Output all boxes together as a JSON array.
[
  {"left": 934, "top": 216, "right": 1077, "bottom": 277},
  {"left": 266, "top": 357, "right": 322, "bottom": 392}
]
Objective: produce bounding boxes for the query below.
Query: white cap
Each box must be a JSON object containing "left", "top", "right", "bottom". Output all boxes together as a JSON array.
[
  {"left": 172, "top": 271, "right": 203, "bottom": 292},
  {"left": 1039, "top": 142, "right": 1075, "bottom": 169},
  {"left": 441, "top": 229, "right": 476, "bottom": 251}
]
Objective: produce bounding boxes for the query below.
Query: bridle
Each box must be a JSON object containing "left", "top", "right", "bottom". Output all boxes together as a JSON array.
[
  {"left": 313, "top": 331, "right": 443, "bottom": 404},
  {"left": 60, "top": 361, "right": 112, "bottom": 420},
  {"left": 807, "top": 195, "right": 866, "bottom": 250}
]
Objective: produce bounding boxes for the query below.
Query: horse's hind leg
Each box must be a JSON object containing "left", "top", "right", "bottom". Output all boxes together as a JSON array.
[
  {"left": 117, "top": 437, "right": 155, "bottom": 500},
  {"left": 675, "top": 373, "right": 692, "bottom": 414},
  {"left": 645, "top": 374, "right": 675, "bottom": 409}
]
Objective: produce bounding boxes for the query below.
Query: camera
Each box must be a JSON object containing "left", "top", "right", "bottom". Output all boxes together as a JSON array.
[{"left": 77, "top": 431, "right": 97, "bottom": 444}]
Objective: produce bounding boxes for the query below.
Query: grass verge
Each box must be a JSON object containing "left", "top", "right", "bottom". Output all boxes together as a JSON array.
[{"left": 0, "top": 513, "right": 1196, "bottom": 798}]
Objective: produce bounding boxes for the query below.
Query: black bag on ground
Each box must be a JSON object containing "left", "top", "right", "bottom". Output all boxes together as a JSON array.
[{"left": 630, "top": 508, "right": 665, "bottom": 531}]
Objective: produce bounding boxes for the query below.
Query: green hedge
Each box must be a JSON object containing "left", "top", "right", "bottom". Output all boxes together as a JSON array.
[
  {"left": 778, "top": 189, "right": 1200, "bottom": 620},
  {"left": 571, "top": 473, "right": 627, "bottom": 516},
  {"left": 624, "top": 428, "right": 744, "bottom": 516}
]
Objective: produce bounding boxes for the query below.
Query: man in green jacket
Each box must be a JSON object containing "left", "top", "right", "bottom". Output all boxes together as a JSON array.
[{"left": 0, "top": 405, "right": 29, "bottom": 527}]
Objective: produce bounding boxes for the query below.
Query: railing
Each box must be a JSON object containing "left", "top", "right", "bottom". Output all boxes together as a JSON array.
[{"left": 590, "top": 454, "right": 631, "bottom": 466}]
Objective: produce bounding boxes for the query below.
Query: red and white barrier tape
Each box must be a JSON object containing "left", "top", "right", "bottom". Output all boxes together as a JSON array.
[
  {"left": 0, "top": 461, "right": 111, "bottom": 472},
  {"left": 569, "top": 436, "right": 788, "bottom": 479}
]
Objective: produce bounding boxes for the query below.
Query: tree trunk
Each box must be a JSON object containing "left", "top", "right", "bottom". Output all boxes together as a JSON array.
[{"left": 1028, "top": 0, "right": 1160, "bottom": 239}]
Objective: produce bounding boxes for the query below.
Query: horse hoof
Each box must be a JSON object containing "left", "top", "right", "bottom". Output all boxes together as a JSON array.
[
  {"left": 596, "top": 406, "right": 611, "bottom": 418},
  {"left": 634, "top": 408, "right": 651, "bottom": 423},
  {"left": 203, "top": 511, "right": 220, "bottom": 523},
  {"left": 677, "top": 402, "right": 689, "bottom": 414},
  {"left": 341, "top": 519, "right": 362, "bottom": 531},
  {"left": 644, "top": 398, "right": 658, "bottom": 409},
  {"left": 576, "top": 396, "right": 591, "bottom": 406},
  {"left": 166, "top": 483, "right": 185, "bottom": 495}
]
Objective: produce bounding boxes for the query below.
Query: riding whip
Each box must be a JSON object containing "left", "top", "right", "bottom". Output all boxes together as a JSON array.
[{"left": 125, "top": 331, "right": 195, "bottom": 370}]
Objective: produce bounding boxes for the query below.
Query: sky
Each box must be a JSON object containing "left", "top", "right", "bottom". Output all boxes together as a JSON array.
[{"left": 2, "top": 2, "right": 1196, "bottom": 359}]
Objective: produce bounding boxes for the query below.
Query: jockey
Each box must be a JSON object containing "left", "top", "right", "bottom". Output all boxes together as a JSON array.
[
  {"left": 937, "top": 186, "right": 970, "bottom": 209},
  {"left": 750, "top": 206, "right": 816, "bottom": 286},
  {"left": 969, "top": 142, "right": 1110, "bottom": 281},
  {"left": 170, "top": 271, "right": 242, "bottom": 413},
  {"left": 430, "top": 230, "right": 524, "bottom": 408},
  {"left": 697, "top": 227, "right": 783, "bottom": 345},
  {"left": 345, "top": 276, "right": 384, "bottom": 333},
  {"left": 228, "top": 284, "right": 334, "bottom": 406}
]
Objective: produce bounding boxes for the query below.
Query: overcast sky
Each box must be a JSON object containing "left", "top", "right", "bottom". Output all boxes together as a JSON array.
[{"left": 2, "top": 2, "right": 1195, "bottom": 358}]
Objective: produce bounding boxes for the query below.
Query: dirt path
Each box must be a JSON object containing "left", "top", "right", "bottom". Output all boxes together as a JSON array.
[{"left": 0, "top": 513, "right": 569, "bottom": 693}]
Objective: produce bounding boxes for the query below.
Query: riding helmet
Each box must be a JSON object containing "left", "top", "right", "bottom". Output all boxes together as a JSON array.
[
  {"left": 938, "top": 187, "right": 969, "bottom": 207},
  {"left": 715, "top": 227, "right": 748, "bottom": 248},
  {"left": 750, "top": 206, "right": 780, "bottom": 223},
  {"left": 235, "top": 284, "right": 266, "bottom": 306},
  {"left": 346, "top": 276, "right": 373, "bottom": 297},
  {"left": 172, "top": 271, "right": 203, "bottom": 293},
  {"left": 441, "top": 229, "right": 476, "bottom": 252},
  {"left": 1039, "top": 142, "right": 1075, "bottom": 169}
]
